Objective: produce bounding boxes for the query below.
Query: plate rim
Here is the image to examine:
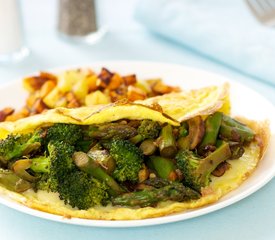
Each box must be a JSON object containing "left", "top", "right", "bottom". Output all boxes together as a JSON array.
[{"left": 0, "top": 60, "right": 274, "bottom": 228}]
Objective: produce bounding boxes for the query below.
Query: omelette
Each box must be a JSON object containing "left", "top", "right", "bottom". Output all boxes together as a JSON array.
[{"left": 0, "top": 83, "right": 270, "bottom": 220}]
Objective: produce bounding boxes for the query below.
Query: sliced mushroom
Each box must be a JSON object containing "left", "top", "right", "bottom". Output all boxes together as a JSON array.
[{"left": 187, "top": 116, "right": 205, "bottom": 150}]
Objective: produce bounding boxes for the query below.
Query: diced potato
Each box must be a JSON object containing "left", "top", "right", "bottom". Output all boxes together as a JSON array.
[
  {"left": 66, "top": 92, "right": 80, "bottom": 108},
  {"left": 43, "top": 88, "right": 65, "bottom": 108},
  {"left": 127, "top": 86, "right": 147, "bottom": 101},
  {"left": 32, "top": 99, "right": 47, "bottom": 114},
  {"left": 5, "top": 107, "right": 30, "bottom": 122},
  {"left": 58, "top": 70, "right": 84, "bottom": 93},
  {"left": 123, "top": 74, "right": 137, "bottom": 86},
  {"left": 108, "top": 73, "right": 123, "bottom": 90},
  {"left": 85, "top": 90, "right": 111, "bottom": 106},
  {"left": 134, "top": 80, "right": 151, "bottom": 94},
  {"left": 26, "top": 93, "right": 38, "bottom": 108},
  {"left": 23, "top": 72, "right": 57, "bottom": 93},
  {"left": 150, "top": 79, "right": 181, "bottom": 94},
  {"left": 109, "top": 87, "right": 127, "bottom": 102},
  {"left": 0, "top": 107, "right": 14, "bottom": 122},
  {"left": 97, "top": 68, "right": 113, "bottom": 88},
  {"left": 72, "top": 75, "right": 89, "bottom": 102},
  {"left": 86, "top": 74, "right": 98, "bottom": 92},
  {"left": 39, "top": 80, "right": 56, "bottom": 98}
]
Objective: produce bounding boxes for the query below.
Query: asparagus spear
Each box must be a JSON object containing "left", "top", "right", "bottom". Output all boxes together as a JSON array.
[
  {"left": 73, "top": 152, "right": 124, "bottom": 196},
  {"left": 147, "top": 156, "right": 178, "bottom": 181},
  {"left": 112, "top": 182, "right": 200, "bottom": 207},
  {"left": 86, "top": 123, "right": 137, "bottom": 140},
  {"left": 158, "top": 124, "right": 177, "bottom": 158},
  {"left": 198, "top": 112, "right": 222, "bottom": 154},
  {"left": 0, "top": 168, "right": 32, "bottom": 192},
  {"left": 219, "top": 115, "right": 255, "bottom": 142}
]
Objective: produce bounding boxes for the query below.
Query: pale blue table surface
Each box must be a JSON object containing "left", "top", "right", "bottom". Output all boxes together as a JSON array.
[{"left": 0, "top": 1, "right": 275, "bottom": 239}]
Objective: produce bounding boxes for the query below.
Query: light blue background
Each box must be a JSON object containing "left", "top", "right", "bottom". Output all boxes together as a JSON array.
[{"left": 0, "top": 1, "right": 274, "bottom": 239}]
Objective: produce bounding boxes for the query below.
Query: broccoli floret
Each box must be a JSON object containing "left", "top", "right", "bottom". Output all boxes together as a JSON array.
[
  {"left": 0, "top": 130, "right": 43, "bottom": 164},
  {"left": 32, "top": 140, "right": 75, "bottom": 192},
  {"left": 58, "top": 172, "right": 109, "bottom": 209},
  {"left": 176, "top": 142, "right": 231, "bottom": 192},
  {"left": 108, "top": 139, "right": 143, "bottom": 182},
  {"left": 130, "top": 120, "right": 161, "bottom": 144},
  {"left": 45, "top": 123, "right": 83, "bottom": 145},
  {"left": 31, "top": 140, "right": 110, "bottom": 209}
]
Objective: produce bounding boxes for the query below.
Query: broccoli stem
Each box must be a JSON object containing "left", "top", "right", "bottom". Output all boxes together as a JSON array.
[
  {"left": 219, "top": 115, "right": 255, "bottom": 142},
  {"left": 158, "top": 124, "right": 177, "bottom": 158},
  {"left": 147, "top": 156, "right": 178, "bottom": 181},
  {"left": 73, "top": 152, "right": 124, "bottom": 196},
  {"left": 129, "top": 134, "right": 143, "bottom": 144},
  {"left": 112, "top": 183, "right": 200, "bottom": 207},
  {"left": 198, "top": 112, "right": 222, "bottom": 154},
  {"left": 0, "top": 168, "right": 32, "bottom": 192},
  {"left": 30, "top": 156, "right": 51, "bottom": 173},
  {"left": 197, "top": 141, "right": 232, "bottom": 180}
]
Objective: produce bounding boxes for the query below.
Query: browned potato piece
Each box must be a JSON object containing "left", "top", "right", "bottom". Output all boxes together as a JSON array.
[
  {"left": 0, "top": 107, "right": 14, "bottom": 122},
  {"left": 108, "top": 73, "right": 123, "bottom": 90},
  {"left": 39, "top": 80, "right": 56, "bottom": 98},
  {"left": 127, "top": 86, "right": 147, "bottom": 101},
  {"left": 23, "top": 72, "right": 57, "bottom": 93},
  {"left": 152, "top": 80, "right": 181, "bottom": 94},
  {"left": 97, "top": 68, "right": 114, "bottom": 88},
  {"left": 66, "top": 92, "right": 81, "bottom": 108},
  {"left": 123, "top": 74, "right": 137, "bottom": 86}
]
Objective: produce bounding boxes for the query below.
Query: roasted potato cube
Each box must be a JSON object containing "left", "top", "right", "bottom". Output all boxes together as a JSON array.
[
  {"left": 43, "top": 88, "right": 65, "bottom": 108},
  {"left": 151, "top": 79, "right": 180, "bottom": 94},
  {"left": 32, "top": 99, "right": 47, "bottom": 114},
  {"left": 85, "top": 90, "right": 111, "bottom": 106},
  {"left": 5, "top": 107, "right": 30, "bottom": 122},
  {"left": 58, "top": 70, "right": 84, "bottom": 93},
  {"left": 97, "top": 68, "right": 114, "bottom": 88},
  {"left": 107, "top": 73, "right": 123, "bottom": 90},
  {"left": 39, "top": 80, "right": 56, "bottom": 98},
  {"left": 0, "top": 107, "right": 14, "bottom": 122},
  {"left": 86, "top": 74, "right": 98, "bottom": 92},
  {"left": 66, "top": 92, "right": 81, "bottom": 108},
  {"left": 123, "top": 74, "right": 137, "bottom": 86},
  {"left": 72, "top": 75, "right": 89, "bottom": 102},
  {"left": 127, "top": 86, "right": 147, "bottom": 101},
  {"left": 23, "top": 72, "right": 57, "bottom": 93}
]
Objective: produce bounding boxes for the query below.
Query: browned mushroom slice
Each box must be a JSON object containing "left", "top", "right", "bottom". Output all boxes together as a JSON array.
[{"left": 188, "top": 116, "right": 205, "bottom": 150}]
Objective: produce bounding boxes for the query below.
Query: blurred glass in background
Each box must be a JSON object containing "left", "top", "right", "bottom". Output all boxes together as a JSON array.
[{"left": 0, "top": 0, "right": 29, "bottom": 63}]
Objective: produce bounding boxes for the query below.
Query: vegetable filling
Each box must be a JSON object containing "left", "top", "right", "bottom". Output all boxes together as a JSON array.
[{"left": 0, "top": 112, "right": 255, "bottom": 209}]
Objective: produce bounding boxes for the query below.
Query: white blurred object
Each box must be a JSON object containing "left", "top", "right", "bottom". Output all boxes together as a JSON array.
[
  {"left": 246, "top": 0, "right": 275, "bottom": 26},
  {"left": 0, "top": 0, "right": 29, "bottom": 63}
]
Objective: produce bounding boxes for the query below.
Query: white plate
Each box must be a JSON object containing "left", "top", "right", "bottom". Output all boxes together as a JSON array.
[{"left": 0, "top": 61, "right": 274, "bottom": 228}]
